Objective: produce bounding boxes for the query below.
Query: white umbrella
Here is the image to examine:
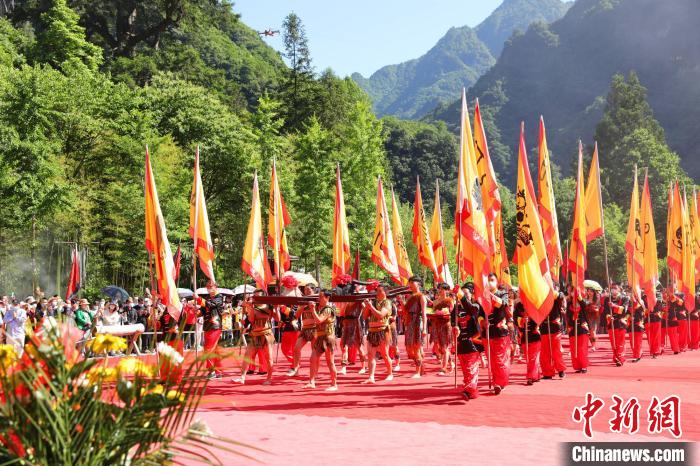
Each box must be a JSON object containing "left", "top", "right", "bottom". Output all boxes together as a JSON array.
[
  {"left": 196, "top": 287, "right": 235, "bottom": 296},
  {"left": 232, "top": 284, "right": 256, "bottom": 295},
  {"left": 177, "top": 288, "right": 194, "bottom": 298}
]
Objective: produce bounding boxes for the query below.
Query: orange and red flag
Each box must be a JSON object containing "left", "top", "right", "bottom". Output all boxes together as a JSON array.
[
  {"left": 189, "top": 147, "right": 216, "bottom": 283},
  {"left": 372, "top": 177, "right": 401, "bottom": 284},
  {"left": 268, "top": 159, "right": 292, "bottom": 278},
  {"left": 242, "top": 172, "right": 272, "bottom": 290},
  {"left": 332, "top": 165, "right": 352, "bottom": 286},
  {"left": 537, "top": 117, "right": 563, "bottom": 281},
  {"left": 568, "top": 142, "right": 587, "bottom": 299},
  {"left": 640, "top": 171, "right": 658, "bottom": 311},
  {"left": 412, "top": 177, "right": 438, "bottom": 278},
  {"left": 584, "top": 142, "right": 604, "bottom": 242}
]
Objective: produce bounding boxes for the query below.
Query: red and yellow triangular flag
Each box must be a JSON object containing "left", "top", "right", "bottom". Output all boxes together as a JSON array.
[
  {"left": 189, "top": 147, "right": 216, "bottom": 283},
  {"left": 568, "top": 142, "right": 587, "bottom": 298},
  {"left": 537, "top": 117, "right": 563, "bottom": 282},
  {"left": 640, "top": 171, "right": 658, "bottom": 311},
  {"left": 145, "top": 147, "right": 182, "bottom": 319},
  {"left": 268, "top": 159, "right": 292, "bottom": 278},
  {"left": 624, "top": 166, "right": 643, "bottom": 303},
  {"left": 242, "top": 172, "right": 273, "bottom": 290},
  {"left": 513, "top": 123, "right": 553, "bottom": 324},
  {"left": 372, "top": 177, "right": 401, "bottom": 284},
  {"left": 412, "top": 177, "right": 438, "bottom": 278},
  {"left": 584, "top": 142, "right": 604, "bottom": 242},
  {"left": 332, "top": 164, "right": 352, "bottom": 286},
  {"left": 391, "top": 188, "right": 413, "bottom": 284}
]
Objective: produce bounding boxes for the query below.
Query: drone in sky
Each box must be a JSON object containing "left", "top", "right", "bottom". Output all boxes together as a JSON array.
[{"left": 258, "top": 29, "right": 280, "bottom": 37}]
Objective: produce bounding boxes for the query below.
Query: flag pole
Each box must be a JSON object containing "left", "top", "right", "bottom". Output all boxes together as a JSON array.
[
  {"left": 598, "top": 142, "right": 615, "bottom": 353},
  {"left": 193, "top": 147, "right": 200, "bottom": 296},
  {"left": 630, "top": 165, "right": 638, "bottom": 359}
]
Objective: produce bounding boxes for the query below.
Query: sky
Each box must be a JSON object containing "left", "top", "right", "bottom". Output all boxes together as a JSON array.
[{"left": 234, "top": 0, "right": 503, "bottom": 77}]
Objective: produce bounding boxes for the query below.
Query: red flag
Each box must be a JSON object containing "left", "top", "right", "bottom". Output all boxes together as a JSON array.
[
  {"left": 65, "top": 247, "right": 81, "bottom": 301},
  {"left": 352, "top": 249, "right": 360, "bottom": 280}
]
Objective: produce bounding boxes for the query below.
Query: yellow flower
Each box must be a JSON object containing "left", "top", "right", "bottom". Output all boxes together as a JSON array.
[
  {"left": 0, "top": 344, "right": 17, "bottom": 367},
  {"left": 166, "top": 390, "right": 185, "bottom": 402},
  {"left": 87, "top": 334, "right": 127, "bottom": 354},
  {"left": 117, "top": 357, "right": 155, "bottom": 378},
  {"left": 85, "top": 367, "right": 117, "bottom": 385}
]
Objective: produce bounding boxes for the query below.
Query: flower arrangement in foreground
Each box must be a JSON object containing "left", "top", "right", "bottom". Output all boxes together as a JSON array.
[{"left": 0, "top": 325, "right": 258, "bottom": 465}]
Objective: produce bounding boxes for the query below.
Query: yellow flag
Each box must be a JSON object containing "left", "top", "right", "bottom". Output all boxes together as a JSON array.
[
  {"left": 473, "top": 99, "right": 501, "bottom": 224},
  {"left": 372, "top": 177, "right": 401, "bottom": 284},
  {"left": 640, "top": 171, "right": 658, "bottom": 310},
  {"left": 268, "top": 159, "right": 291, "bottom": 278},
  {"left": 430, "top": 181, "right": 448, "bottom": 283},
  {"left": 625, "top": 166, "right": 643, "bottom": 302},
  {"left": 537, "top": 116, "right": 562, "bottom": 282},
  {"left": 189, "top": 147, "right": 216, "bottom": 283},
  {"left": 584, "top": 142, "right": 604, "bottom": 242},
  {"left": 568, "top": 142, "right": 587, "bottom": 298},
  {"left": 514, "top": 123, "right": 554, "bottom": 324},
  {"left": 681, "top": 188, "right": 696, "bottom": 310},
  {"left": 391, "top": 187, "right": 412, "bottom": 284},
  {"left": 411, "top": 177, "right": 438, "bottom": 278},
  {"left": 493, "top": 209, "right": 512, "bottom": 287},
  {"left": 455, "top": 89, "right": 491, "bottom": 313},
  {"left": 667, "top": 183, "right": 684, "bottom": 281},
  {"left": 689, "top": 188, "right": 700, "bottom": 278},
  {"left": 242, "top": 172, "right": 272, "bottom": 290},
  {"left": 144, "top": 147, "right": 182, "bottom": 319},
  {"left": 332, "top": 164, "right": 351, "bottom": 286}
]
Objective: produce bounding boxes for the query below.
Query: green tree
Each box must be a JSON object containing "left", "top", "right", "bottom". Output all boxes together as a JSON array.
[
  {"left": 33, "top": 0, "right": 102, "bottom": 71},
  {"left": 281, "top": 12, "right": 314, "bottom": 130},
  {"left": 293, "top": 117, "right": 335, "bottom": 282},
  {"left": 595, "top": 73, "right": 692, "bottom": 256}
]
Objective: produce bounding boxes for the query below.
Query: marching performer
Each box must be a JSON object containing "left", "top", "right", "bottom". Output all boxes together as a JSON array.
[
  {"left": 690, "top": 292, "right": 700, "bottom": 350},
  {"left": 339, "top": 298, "right": 367, "bottom": 375},
  {"left": 233, "top": 288, "right": 280, "bottom": 385},
  {"left": 676, "top": 293, "right": 689, "bottom": 352},
  {"left": 485, "top": 273, "right": 512, "bottom": 395},
  {"left": 403, "top": 276, "right": 428, "bottom": 378},
  {"left": 514, "top": 300, "right": 542, "bottom": 385},
  {"left": 452, "top": 282, "right": 484, "bottom": 400},
  {"left": 647, "top": 292, "right": 664, "bottom": 358},
  {"left": 287, "top": 284, "right": 316, "bottom": 377},
  {"left": 567, "top": 286, "right": 590, "bottom": 374},
  {"left": 604, "top": 285, "right": 629, "bottom": 366},
  {"left": 629, "top": 298, "right": 645, "bottom": 362},
  {"left": 431, "top": 283, "right": 454, "bottom": 375},
  {"left": 361, "top": 284, "right": 394, "bottom": 383},
  {"left": 540, "top": 289, "right": 567, "bottom": 379},
  {"left": 305, "top": 289, "right": 339, "bottom": 391}
]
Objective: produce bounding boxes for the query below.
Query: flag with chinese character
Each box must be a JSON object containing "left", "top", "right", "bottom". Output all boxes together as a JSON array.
[
  {"left": 537, "top": 116, "right": 563, "bottom": 282},
  {"left": 391, "top": 187, "right": 413, "bottom": 284},
  {"left": 513, "top": 123, "right": 554, "bottom": 324},
  {"left": 454, "top": 89, "right": 491, "bottom": 314}
]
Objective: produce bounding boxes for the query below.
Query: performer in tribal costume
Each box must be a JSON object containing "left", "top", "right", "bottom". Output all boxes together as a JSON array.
[
  {"left": 361, "top": 284, "right": 394, "bottom": 383},
  {"left": 403, "top": 276, "right": 428, "bottom": 378},
  {"left": 452, "top": 282, "right": 484, "bottom": 400},
  {"left": 233, "top": 289, "right": 280, "bottom": 385},
  {"left": 339, "top": 301, "right": 367, "bottom": 375},
  {"left": 388, "top": 300, "right": 401, "bottom": 371},
  {"left": 288, "top": 284, "right": 316, "bottom": 377},
  {"left": 431, "top": 283, "right": 454, "bottom": 376},
  {"left": 485, "top": 273, "right": 512, "bottom": 395},
  {"left": 305, "top": 289, "right": 339, "bottom": 391}
]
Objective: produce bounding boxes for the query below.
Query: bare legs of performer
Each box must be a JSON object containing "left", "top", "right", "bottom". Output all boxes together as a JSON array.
[{"left": 305, "top": 345, "right": 338, "bottom": 391}]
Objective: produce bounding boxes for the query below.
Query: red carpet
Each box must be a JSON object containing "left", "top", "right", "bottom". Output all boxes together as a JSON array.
[{"left": 177, "top": 335, "right": 698, "bottom": 464}]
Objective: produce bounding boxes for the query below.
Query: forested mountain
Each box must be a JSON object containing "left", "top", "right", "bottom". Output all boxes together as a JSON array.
[
  {"left": 475, "top": 0, "right": 572, "bottom": 56},
  {"left": 428, "top": 0, "right": 700, "bottom": 184},
  {"left": 0, "top": 1, "right": 390, "bottom": 295},
  {"left": 352, "top": 0, "right": 571, "bottom": 119}
]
